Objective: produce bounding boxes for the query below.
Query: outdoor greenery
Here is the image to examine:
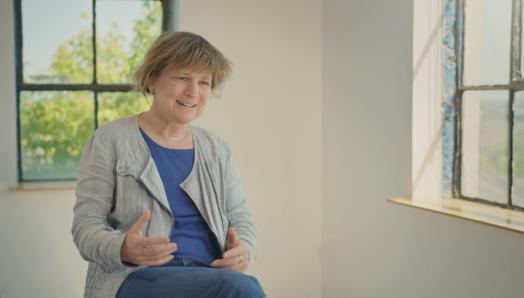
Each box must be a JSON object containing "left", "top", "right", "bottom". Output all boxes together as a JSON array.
[
  {"left": 21, "top": 1, "right": 160, "bottom": 180},
  {"left": 476, "top": 96, "right": 524, "bottom": 179}
]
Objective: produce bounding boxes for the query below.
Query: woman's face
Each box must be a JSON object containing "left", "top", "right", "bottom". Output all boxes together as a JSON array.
[{"left": 150, "top": 65, "right": 212, "bottom": 124}]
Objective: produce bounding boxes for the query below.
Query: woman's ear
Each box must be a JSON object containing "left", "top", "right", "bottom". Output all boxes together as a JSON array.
[{"left": 148, "top": 85, "right": 155, "bottom": 95}]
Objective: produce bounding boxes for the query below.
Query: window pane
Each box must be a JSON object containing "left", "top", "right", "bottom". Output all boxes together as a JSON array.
[
  {"left": 513, "top": 92, "right": 524, "bottom": 207},
  {"left": 20, "top": 91, "right": 94, "bottom": 180},
  {"left": 463, "top": 0, "right": 511, "bottom": 86},
  {"left": 98, "top": 92, "right": 150, "bottom": 126},
  {"left": 22, "top": 0, "right": 93, "bottom": 83},
  {"left": 96, "top": 0, "right": 162, "bottom": 84},
  {"left": 461, "top": 91, "right": 508, "bottom": 204}
]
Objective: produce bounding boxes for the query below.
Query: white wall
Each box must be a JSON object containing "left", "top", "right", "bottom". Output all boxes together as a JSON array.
[
  {"left": 5, "top": 0, "right": 524, "bottom": 297},
  {"left": 178, "top": 1, "right": 322, "bottom": 297},
  {"left": 322, "top": 1, "right": 524, "bottom": 298},
  {"left": 0, "top": 0, "right": 322, "bottom": 297},
  {"left": 0, "top": 0, "right": 17, "bottom": 190}
]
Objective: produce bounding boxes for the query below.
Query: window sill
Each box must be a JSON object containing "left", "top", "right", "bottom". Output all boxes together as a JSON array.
[
  {"left": 388, "top": 197, "right": 524, "bottom": 234},
  {"left": 9, "top": 181, "right": 76, "bottom": 192}
]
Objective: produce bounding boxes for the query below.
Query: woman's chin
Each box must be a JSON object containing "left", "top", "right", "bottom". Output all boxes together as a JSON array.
[{"left": 171, "top": 113, "right": 198, "bottom": 124}]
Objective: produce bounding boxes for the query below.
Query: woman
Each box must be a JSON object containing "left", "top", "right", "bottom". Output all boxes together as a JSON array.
[{"left": 72, "top": 31, "right": 265, "bottom": 298}]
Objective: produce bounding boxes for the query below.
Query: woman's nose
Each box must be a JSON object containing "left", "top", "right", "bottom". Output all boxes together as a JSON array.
[{"left": 184, "top": 81, "right": 199, "bottom": 97}]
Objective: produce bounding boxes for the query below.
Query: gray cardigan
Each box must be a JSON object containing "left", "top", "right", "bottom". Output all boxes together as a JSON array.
[{"left": 72, "top": 116, "right": 256, "bottom": 298}]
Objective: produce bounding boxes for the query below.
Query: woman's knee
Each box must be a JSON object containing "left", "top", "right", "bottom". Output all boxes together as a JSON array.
[{"left": 219, "top": 270, "right": 265, "bottom": 298}]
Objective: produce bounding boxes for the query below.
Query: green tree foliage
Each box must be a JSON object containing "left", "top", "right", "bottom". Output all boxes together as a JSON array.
[
  {"left": 51, "top": 31, "right": 93, "bottom": 83},
  {"left": 98, "top": 92, "right": 150, "bottom": 126},
  {"left": 127, "top": 1, "right": 162, "bottom": 82},
  {"left": 21, "top": 2, "right": 160, "bottom": 180},
  {"left": 97, "top": 24, "right": 130, "bottom": 84},
  {"left": 21, "top": 91, "right": 94, "bottom": 179}
]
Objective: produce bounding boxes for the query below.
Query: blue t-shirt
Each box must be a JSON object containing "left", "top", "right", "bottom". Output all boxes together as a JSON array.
[{"left": 140, "top": 129, "right": 222, "bottom": 266}]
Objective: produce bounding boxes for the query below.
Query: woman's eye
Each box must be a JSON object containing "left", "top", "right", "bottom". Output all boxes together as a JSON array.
[
  {"left": 200, "top": 81, "right": 211, "bottom": 86},
  {"left": 175, "top": 76, "right": 189, "bottom": 81}
]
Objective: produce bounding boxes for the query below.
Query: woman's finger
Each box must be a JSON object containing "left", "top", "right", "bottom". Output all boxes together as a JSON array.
[
  {"left": 141, "top": 254, "right": 174, "bottom": 267},
  {"left": 226, "top": 227, "right": 240, "bottom": 249},
  {"left": 143, "top": 243, "right": 177, "bottom": 258},
  {"left": 135, "top": 246, "right": 176, "bottom": 263},
  {"left": 222, "top": 244, "right": 245, "bottom": 259},
  {"left": 211, "top": 253, "right": 245, "bottom": 268},
  {"left": 136, "top": 244, "right": 176, "bottom": 261},
  {"left": 210, "top": 257, "right": 236, "bottom": 268},
  {"left": 211, "top": 252, "right": 249, "bottom": 272},
  {"left": 135, "top": 236, "right": 171, "bottom": 247}
]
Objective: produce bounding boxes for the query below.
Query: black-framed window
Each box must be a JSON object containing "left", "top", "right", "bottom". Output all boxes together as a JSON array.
[
  {"left": 14, "top": 0, "right": 171, "bottom": 181},
  {"left": 450, "top": 0, "right": 524, "bottom": 209}
]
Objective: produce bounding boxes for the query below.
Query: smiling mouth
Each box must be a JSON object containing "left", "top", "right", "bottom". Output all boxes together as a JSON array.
[{"left": 176, "top": 100, "right": 197, "bottom": 108}]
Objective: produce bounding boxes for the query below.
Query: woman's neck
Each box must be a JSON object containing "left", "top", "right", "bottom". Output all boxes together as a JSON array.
[
  {"left": 139, "top": 110, "right": 193, "bottom": 149},
  {"left": 143, "top": 109, "right": 188, "bottom": 138}
]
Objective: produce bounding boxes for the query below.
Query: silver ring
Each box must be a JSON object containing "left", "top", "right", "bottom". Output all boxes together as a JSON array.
[
  {"left": 143, "top": 246, "right": 148, "bottom": 256},
  {"left": 238, "top": 255, "right": 243, "bottom": 264}
]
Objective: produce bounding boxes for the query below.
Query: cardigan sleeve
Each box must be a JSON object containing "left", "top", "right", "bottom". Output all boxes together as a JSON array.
[
  {"left": 222, "top": 143, "right": 257, "bottom": 262},
  {"left": 71, "top": 132, "right": 128, "bottom": 271}
]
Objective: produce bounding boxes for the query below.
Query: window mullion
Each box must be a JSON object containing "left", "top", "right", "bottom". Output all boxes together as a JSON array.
[
  {"left": 508, "top": 91, "right": 515, "bottom": 207},
  {"left": 511, "top": 0, "right": 522, "bottom": 82},
  {"left": 14, "top": 0, "right": 23, "bottom": 181},
  {"left": 20, "top": 84, "right": 133, "bottom": 92},
  {"left": 456, "top": 0, "right": 465, "bottom": 90},
  {"left": 452, "top": 0, "right": 465, "bottom": 198},
  {"left": 508, "top": 0, "right": 522, "bottom": 207},
  {"left": 92, "top": 0, "right": 98, "bottom": 128},
  {"left": 461, "top": 84, "right": 512, "bottom": 90}
]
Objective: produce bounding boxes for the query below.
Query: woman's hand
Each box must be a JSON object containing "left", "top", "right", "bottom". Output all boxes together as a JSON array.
[
  {"left": 121, "top": 210, "right": 178, "bottom": 266},
  {"left": 211, "top": 227, "right": 249, "bottom": 272}
]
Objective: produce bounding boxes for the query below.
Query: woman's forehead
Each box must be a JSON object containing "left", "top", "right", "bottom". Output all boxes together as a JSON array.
[{"left": 163, "top": 64, "right": 212, "bottom": 77}]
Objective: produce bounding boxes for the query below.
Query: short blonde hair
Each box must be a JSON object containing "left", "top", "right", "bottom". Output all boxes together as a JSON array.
[{"left": 135, "top": 31, "right": 232, "bottom": 96}]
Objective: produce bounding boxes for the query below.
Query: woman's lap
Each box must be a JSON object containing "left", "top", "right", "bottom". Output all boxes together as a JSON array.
[{"left": 117, "top": 260, "right": 265, "bottom": 298}]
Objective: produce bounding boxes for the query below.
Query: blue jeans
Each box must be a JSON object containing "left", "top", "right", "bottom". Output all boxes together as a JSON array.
[{"left": 116, "top": 259, "right": 266, "bottom": 298}]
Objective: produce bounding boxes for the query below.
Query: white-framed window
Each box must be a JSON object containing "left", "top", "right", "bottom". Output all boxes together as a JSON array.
[
  {"left": 413, "top": 0, "right": 524, "bottom": 209},
  {"left": 14, "top": 0, "right": 170, "bottom": 181},
  {"left": 444, "top": 0, "right": 524, "bottom": 209}
]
